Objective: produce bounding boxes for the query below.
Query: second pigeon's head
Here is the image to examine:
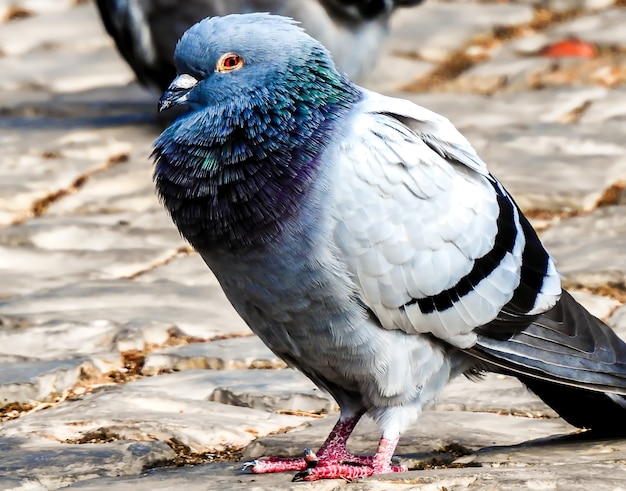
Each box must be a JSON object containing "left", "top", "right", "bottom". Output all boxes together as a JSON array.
[{"left": 158, "top": 13, "right": 345, "bottom": 113}]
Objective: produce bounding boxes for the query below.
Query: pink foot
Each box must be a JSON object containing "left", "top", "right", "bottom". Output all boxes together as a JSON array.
[
  {"left": 292, "top": 448, "right": 406, "bottom": 482},
  {"left": 241, "top": 414, "right": 406, "bottom": 481},
  {"left": 242, "top": 413, "right": 365, "bottom": 474},
  {"left": 293, "top": 462, "right": 406, "bottom": 481},
  {"left": 241, "top": 448, "right": 375, "bottom": 474}
]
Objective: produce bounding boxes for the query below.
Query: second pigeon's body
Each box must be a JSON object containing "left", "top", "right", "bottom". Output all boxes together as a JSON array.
[
  {"left": 97, "top": 0, "right": 422, "bottom": 89},
  {"left": 153, "top": 14, "right": 626, "bottom": 481}
]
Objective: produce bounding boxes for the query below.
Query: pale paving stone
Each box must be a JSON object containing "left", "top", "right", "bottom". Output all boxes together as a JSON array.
[
  {"left": 491, "top": 152, "right": 623, "bottom": 211},
  {"left": 111, "top": 319, "right": 178, "bottom": 353},
  {"left": 0, "top": 279, "right": 250, "bottom": 339},
  {"left": 387, "top": 3, "right": 535, "bottom": 62},
  {"left": 364, "top": 55, "right": 435, "bottom": 93},
  {"left": 455, "top": 433, "right": 626, "bottom": 467},
  {"left": 135, "top": 253, "right": 217, "bottom": 287},
  {"left": 0, "top": 212, "right": 185, "bottom": 296},
  {"left": 0, "top": 245, "right": 183, "bottom": 297},
  {"left": 0, "top": 477, "right": 46, "bottom": 491},
  {"left": 551, "top": 8, "right": 626, "bottom": 47},
  {"left": 544, "top": 0, "right": 614, "bottom": 11},
  {"left": 142, "top": 336, "right": 285, "bottom": 375},
  {"left": 120, "top": 370, "right": 230, "bottom": 402},
  {"left": 467, "top": 123, "right": 626, "bottom": 211},
  {"left": 46, "top": 161, "right": 159, "bottom": 216},
  {"left": 0, "top": 214, "right": 181, "bottom": 252},
  {"left": 0, "top": 435, "right": 175, "bottom": 490},
  {"left": 434, "top": 373, "right": 558, "bottom": 417},
  {"left": 483, "top": 122, "right": 626, "bottom": 161},
  {"left": 609, "top": 305, "right": 626, "bottom": 338},
  {"left": 541, "top": 205, "right": 626, "bottom": 287},
  {"left": 0, "top": 358, "right": 90, "bottom": 405},
  {"left": 580, "top": 88, "right": 626, "bottom": 124},
  {"left": 454, "top": 9, "right": 626, "bottom": 94},
  {"left": 116, "top": 208, "right": 185, "bottom": 234},
  {"left": 0, "top": 87, "right": 53, "bottom": 115},
  {"left": 0, "top": 126, "right": 134, "bottom": 225},
  {"left": 64, "top": 463, "right": 344, "bottom": 491},
  {"left": 0, "top": 46, "right": 135, "bottom": 93},
  {"left": 506, "top": 32, "right": 549, "bottom": 56},
  {"left": 0, "top": 319, "right": 116, "bottom": 361},
  {"left": 568, "top": 290, "right": 622, "bottom": 320},
  {"left": 21, "top": 122, "right": 158, "bottom": 218},
  {"left": 128, "top": 369, "right": 335, "bottom": 413},
  {"left": 0, "top": 318, "right": 177, "bottom": 361},
  {"left": 452, "top": 57, "right": 554, "bottom": 94},
  {"left": 0, "top": 383, "right": 316, "bottom": 454},
  {"left": 204, "top": 369, "right": 334, "bottom": 413},
  {"left": 0, "top": 0, "right": 79, "bottom": 17},
  {"left": 0, "top": 4, "right": 109, "bottom": 57},
  {"left": 372, "top": 463, "right": 626, "bottom": 491},
  {"left": 398, "top": 87, "right": 609, "bottom": 130}
]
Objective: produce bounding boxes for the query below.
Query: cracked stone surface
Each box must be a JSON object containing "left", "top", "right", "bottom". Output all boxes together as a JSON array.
[
  {"left": 1, "top": 0, "right": 626, "bottom": 489},
  {"left": 0, "top": 437, "right": 175, "bottom": 490},
  {"left": 0, "top": 383, "right": 313, "bottom": 455},
  {"left": 542, "top": 205, "right": 626, "bottom": 286},
  {"left": 141, "top": 336, "right": 286, "bottom": 375}
]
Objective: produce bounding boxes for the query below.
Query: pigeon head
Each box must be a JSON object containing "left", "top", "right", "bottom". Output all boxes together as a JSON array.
[
  {"left": 153, "top": 14, "right": 362, "bottom": 250},
  {"left": 159, "top": 13, "right": 335, "bottom": 112}
]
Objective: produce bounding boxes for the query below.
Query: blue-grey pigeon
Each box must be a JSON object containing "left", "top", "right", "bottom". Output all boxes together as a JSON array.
[
  {"left": 152, "top": 13, "right": 626, "bottom": 481},
  {"left": 96, "top": 0, "right": 423, "bottom": 89}
]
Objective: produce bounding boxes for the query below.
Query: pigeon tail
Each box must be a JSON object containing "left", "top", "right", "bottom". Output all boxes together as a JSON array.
[
  {"left": 518, "top": 376, "right": 626, "bottom": 435},
  {"left": 467, "top": 290, "right": 626, "bottom": 433}
]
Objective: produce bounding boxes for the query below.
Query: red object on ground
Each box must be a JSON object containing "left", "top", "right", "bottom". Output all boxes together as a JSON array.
[{"left": 541, "top": 38, "right": 597, "bottom": 58}]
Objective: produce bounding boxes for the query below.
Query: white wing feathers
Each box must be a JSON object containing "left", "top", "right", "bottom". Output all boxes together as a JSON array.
[{"left": 332, "top": 91, "right": 561, "bottom": 348}]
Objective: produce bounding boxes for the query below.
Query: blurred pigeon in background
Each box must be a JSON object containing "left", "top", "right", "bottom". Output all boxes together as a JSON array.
[
  {"left": 152, "top": 13, "right": 626, "bottom": 482},
  {"left": 96, "top": 0, "right": 423, "bottom": 90}
]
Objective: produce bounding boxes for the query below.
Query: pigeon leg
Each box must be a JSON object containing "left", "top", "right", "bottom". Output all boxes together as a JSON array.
[
  {"left": 243, "top": 411, "right": 366, "bottom": 474},
  {"left": 292, "top": 434, "right": 405, "bottom": 481}
]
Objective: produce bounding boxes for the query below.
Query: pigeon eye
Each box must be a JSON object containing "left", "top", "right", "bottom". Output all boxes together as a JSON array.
[{"left": 216, "top": 52, "right": 244, "bottom": 73}]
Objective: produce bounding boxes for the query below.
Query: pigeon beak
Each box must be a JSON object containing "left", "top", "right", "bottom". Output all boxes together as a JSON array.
[{"left": 158, "top": 74, "right": 199, "bottom": 112}]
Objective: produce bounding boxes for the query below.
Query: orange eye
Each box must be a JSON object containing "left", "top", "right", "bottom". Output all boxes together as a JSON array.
[{"left": 216, "top": 52, "right": 244, "bottom": 73}]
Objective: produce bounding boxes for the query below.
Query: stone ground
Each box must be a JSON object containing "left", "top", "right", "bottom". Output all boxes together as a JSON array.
[{"left": 1, "top": 0, "right": 626, "bottom": 489}]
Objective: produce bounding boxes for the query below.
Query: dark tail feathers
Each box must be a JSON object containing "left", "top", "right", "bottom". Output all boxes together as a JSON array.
[{"left": 519, "top": 376, "right": 626, "bottom": 434}]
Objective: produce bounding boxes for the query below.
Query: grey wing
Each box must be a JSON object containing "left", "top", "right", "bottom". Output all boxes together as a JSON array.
[
  {"left": 471, "top": 289, "right": 626, "bottom": 432},
  {"left": 332, "top": 91, "right": 561, "bottom": 349},
  {"left": 333, "top": 91, "right": 626, "bottom": 410},
  {"left": 470, "top": 290, "right": 626, "bottom": 394}
]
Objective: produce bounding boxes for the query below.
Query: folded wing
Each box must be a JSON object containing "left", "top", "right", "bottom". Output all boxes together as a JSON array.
[
  {"left": 333, "top": 90, "right": 626, "bottom": 431},
  {"left": 333, "top": 90, "right": 561, "bottom": 349}
]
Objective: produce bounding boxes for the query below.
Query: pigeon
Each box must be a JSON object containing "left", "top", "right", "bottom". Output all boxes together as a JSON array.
[
  {"left": 152, "top": 13, "right": 626, "bottom": 481},
  {"left": 96, "top": 0, "right": 423, "bottom": 90}
]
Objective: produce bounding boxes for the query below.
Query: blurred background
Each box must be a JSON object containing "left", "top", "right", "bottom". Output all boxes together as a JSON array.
[{"left": 1, "top": 0, "right": 626, "bottom": 489}]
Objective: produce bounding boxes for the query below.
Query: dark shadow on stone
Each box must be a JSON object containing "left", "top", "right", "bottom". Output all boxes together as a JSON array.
[{"left": 0, "top": 84, "right": 160, "bottom": 129}]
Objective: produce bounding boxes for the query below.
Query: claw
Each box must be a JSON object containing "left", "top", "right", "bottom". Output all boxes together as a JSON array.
[
  {"left": 241, "top": 460, "right": 259, "bottom": 472},
  {"left": 292, "top": 468, "right": 312, "bottom": 482}
]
